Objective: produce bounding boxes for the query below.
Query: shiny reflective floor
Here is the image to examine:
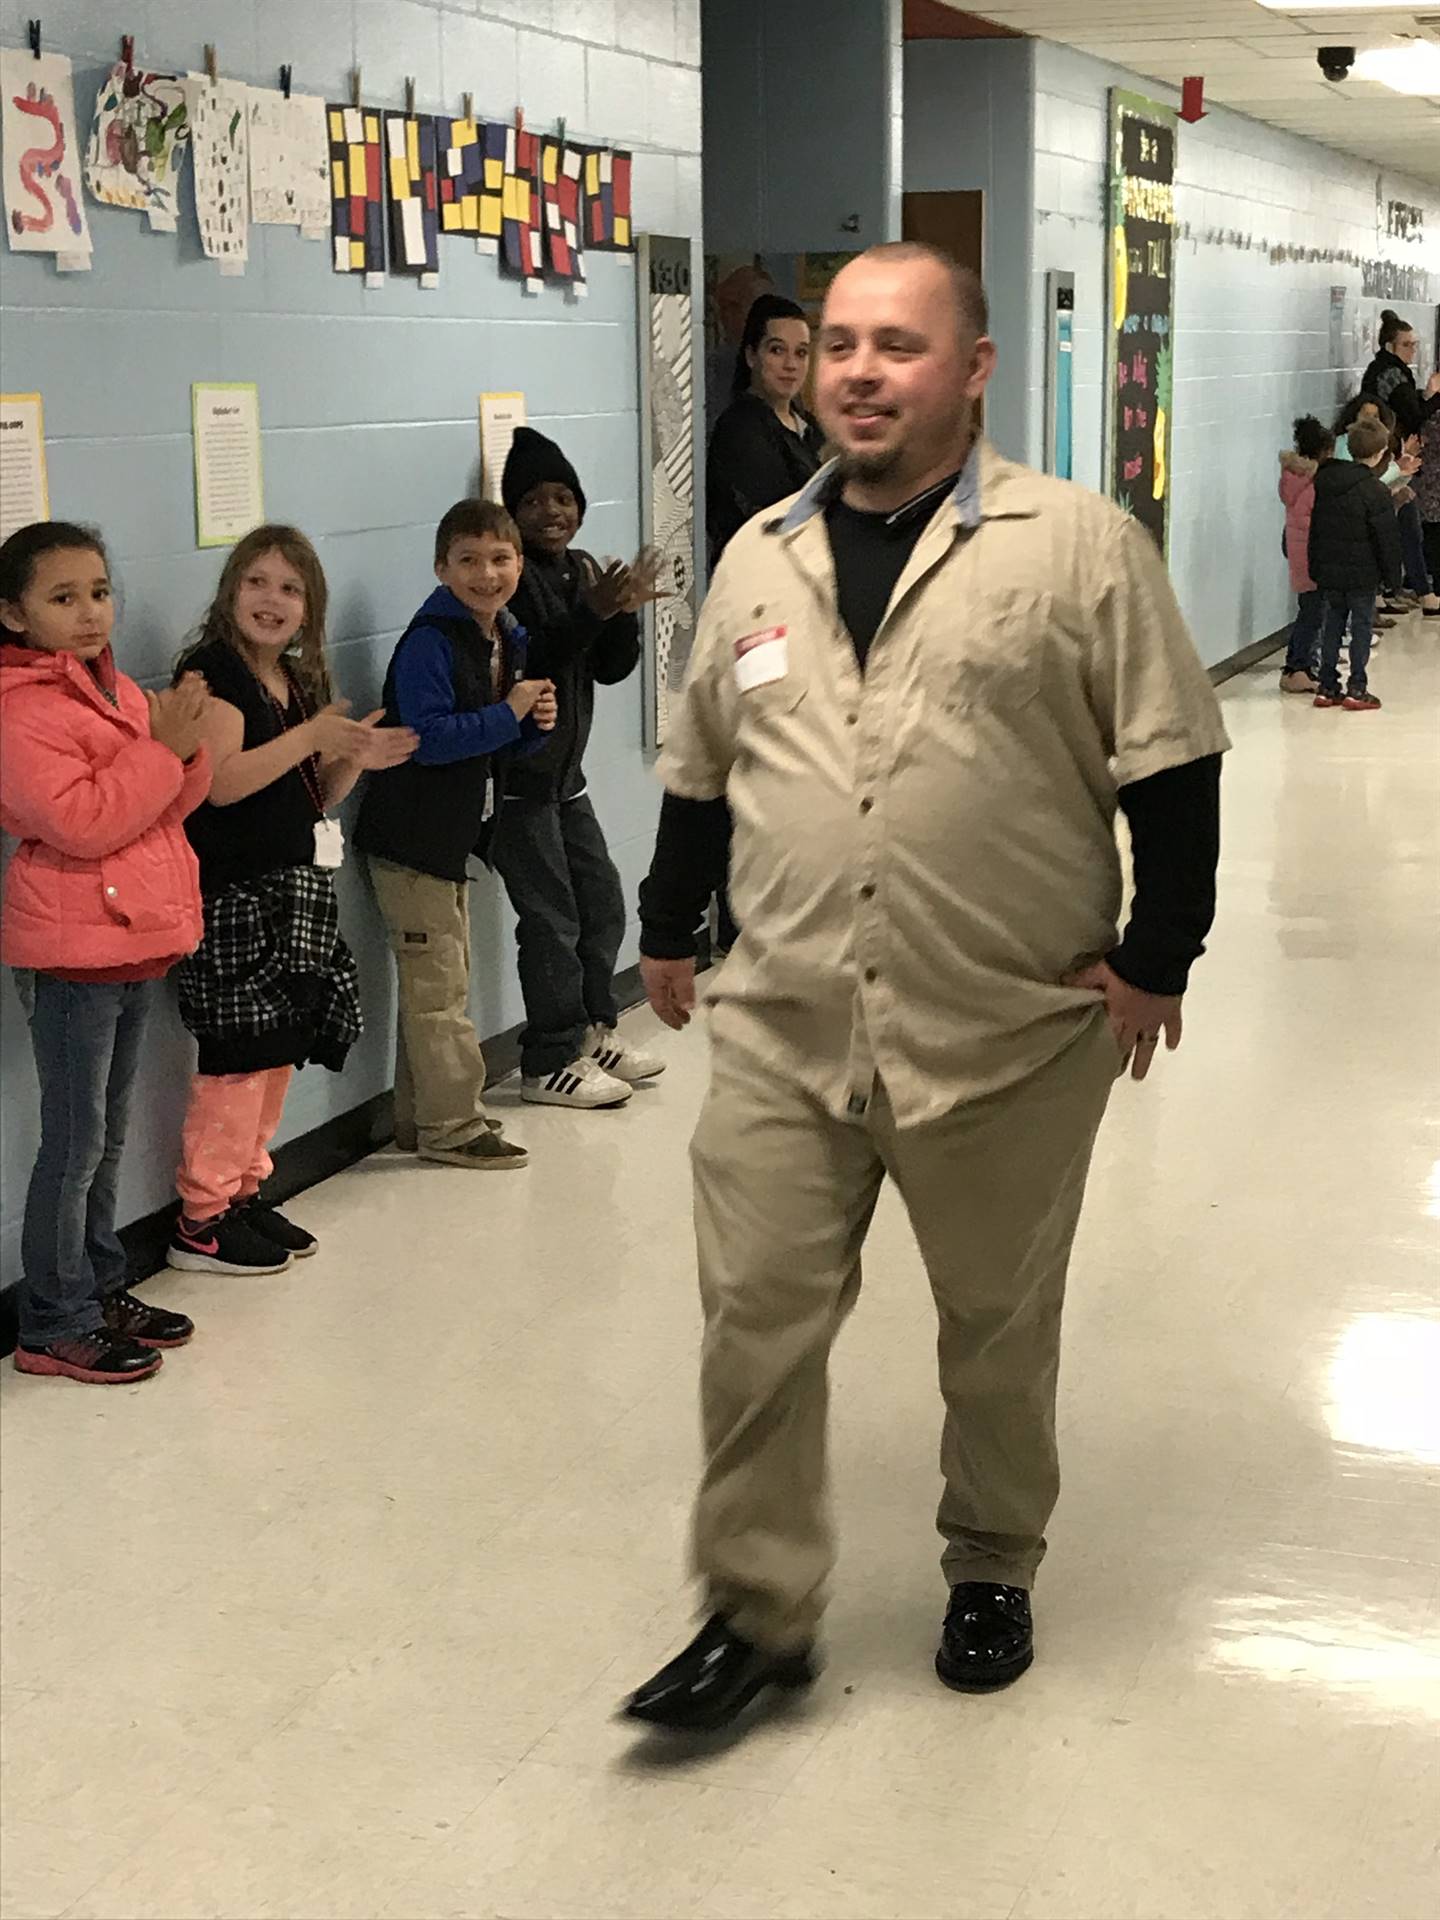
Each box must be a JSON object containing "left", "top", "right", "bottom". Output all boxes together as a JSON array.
[{"left": 3, "top": 617, "right": 1438, "bottom": 1920}]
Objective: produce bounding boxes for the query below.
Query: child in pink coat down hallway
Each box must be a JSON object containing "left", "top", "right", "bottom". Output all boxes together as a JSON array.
[{"left": 1277, "top": 414, "right": 1334, "bottom": 695}]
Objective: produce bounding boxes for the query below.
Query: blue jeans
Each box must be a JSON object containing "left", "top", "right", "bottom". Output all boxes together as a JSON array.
[
  {"left": 15, "top": 972, "right": 152, "bottom": 1343},
  {"left": 1318, "top": 589, "right": 1374, "bottom": 698},
  {"left": 1284, "top": 589, "right": 1324, "bottom": 675}
]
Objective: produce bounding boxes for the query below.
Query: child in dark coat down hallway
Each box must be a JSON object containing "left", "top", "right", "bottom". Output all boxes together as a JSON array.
[{"left": 1308, "top": 417, "right": 1404, "bottom": 713}]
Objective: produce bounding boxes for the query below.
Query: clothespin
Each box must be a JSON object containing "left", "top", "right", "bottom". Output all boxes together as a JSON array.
[
  {"left": 462, "top": 92, "right": 473, "bottom": 124},
  {"left": 279, "top": 64, "right": 292, "bottom": 101},
  {"left": 27, "top": 18, "right": 40, "bottom": 59},
  {"left": 203, "top": 43, "right": 218, "bottom": 85},
  {"left": 350, "top": 68, "right": 362, "bottom": 110},
  {"left": 120, "top": 34, "right": 134, "bottom": 70},
  {"left": 557, "top": 116, "right": 566, "bottom": 145},
  {"left": 404, "top": 76, "right": 416, "bottom": 117},
  {"left": 516, "top": 105, "right": 525, "bottom": 135}
]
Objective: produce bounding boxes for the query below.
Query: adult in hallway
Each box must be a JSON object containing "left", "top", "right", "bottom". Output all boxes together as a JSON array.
[
  {"left": 693, "top": 295, "right": 827, "bottom": 953},
  {"left": 1362, "top": 311, "right": 1440, "bottom": 610},
  {"left": 625, "top": 243, "right": 1231, "bottom": 1736}
]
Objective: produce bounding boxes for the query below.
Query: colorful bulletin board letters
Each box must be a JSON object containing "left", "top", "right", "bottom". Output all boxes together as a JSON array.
[
  {"left": 1105, "top": 89, "right": 1176, "bottom": 556},
  {"left": 328, "top": 104, "right": 384, "bottom": 275},
  {"left": 384, "top": 111, "right": 439, "bottom": 277}
]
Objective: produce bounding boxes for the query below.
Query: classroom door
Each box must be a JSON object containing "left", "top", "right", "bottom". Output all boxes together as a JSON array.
[{"left": 902, "top": 191, "right": 984, "bottom": 428}]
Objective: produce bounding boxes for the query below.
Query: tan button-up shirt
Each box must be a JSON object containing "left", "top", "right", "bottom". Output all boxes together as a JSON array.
[{"left": 660, "top": 441, "right": 1231, "bottom": 1126}]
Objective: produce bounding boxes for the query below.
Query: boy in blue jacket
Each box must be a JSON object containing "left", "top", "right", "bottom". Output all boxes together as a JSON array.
[{"left": 355, "top": 500, "right": 555, "bottom": 1167}]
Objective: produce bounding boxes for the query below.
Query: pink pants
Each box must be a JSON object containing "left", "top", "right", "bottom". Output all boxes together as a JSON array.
[{"left": 176, "top": 1067, "right": 293, "bottom": 1222}]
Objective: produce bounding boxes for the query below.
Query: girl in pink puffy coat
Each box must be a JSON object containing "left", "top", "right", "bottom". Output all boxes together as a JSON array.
[
  {"left": 0, "top": 522, "right": 212, "bottom": 1385},
  {"left": 1277, "top": 414, "right": 1334, "bottom": 694}
]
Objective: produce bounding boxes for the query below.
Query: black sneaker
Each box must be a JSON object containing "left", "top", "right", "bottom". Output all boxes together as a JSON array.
[
  {"left": 167, "top": 1210, "right": 293, "bottom": 1275},
  {"left": 102, "top": 1288, "right": 194, "bottom": 1348},
  {"left": 15, "top": 1328, "right": 163, "bottom": 1384},
  {"left": 237, "top": 1199, "right": 317, "bottom": 1258}
]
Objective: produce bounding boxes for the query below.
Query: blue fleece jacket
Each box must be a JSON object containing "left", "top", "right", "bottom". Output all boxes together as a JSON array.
[{"left": 390, "top": 586, "right": 542, "bottom": 765}]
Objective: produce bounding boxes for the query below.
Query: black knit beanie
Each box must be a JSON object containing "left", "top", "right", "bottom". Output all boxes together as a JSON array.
[{"left": 501, "top": 427, "right": 587, "bottom": 522}]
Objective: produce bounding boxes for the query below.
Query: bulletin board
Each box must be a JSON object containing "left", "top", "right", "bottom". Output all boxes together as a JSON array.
[{"left": 1105, "top": 90, "right": 1177, "bottom": 556}]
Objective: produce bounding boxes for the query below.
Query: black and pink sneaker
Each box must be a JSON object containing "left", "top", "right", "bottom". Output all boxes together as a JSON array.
[
  {"left": 15, "top": 1328, "right": 162, "bottom": 1385},
  {"left": 167, "top": 1211, "right": 292, "bottom": 1276}
]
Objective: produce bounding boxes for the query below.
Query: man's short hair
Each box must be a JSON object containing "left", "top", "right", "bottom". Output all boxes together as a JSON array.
[
  {"left": 1346, "top": 419, "right": 1390, "bottom": 463},
  {"left": 852, "top": 242, "right": 990, "bottom": 340},
  {"left": 434, "top": 498, "right": 522, "bottom": 567}
]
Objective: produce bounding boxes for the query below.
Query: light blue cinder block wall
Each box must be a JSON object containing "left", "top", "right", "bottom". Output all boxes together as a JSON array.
[
  {"left": 0, "top": 0, "right": 703, "bottom": 1287},
  {"left": 902, "top": 33, "right": 1440, "bottom": 669}
]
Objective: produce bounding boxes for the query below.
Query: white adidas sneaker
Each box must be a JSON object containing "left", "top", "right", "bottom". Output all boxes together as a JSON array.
[
  {"left": 522, "top": 1054, "right": 633, "bottom": 1109},
  {"left": 588, "top": 1024, "right": 666, "bottom": 1085}
]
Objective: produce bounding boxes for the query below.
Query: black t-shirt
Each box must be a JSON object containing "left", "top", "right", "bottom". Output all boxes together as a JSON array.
[{"left": 824, "top": 472, "right": 960, "bottom": 672}]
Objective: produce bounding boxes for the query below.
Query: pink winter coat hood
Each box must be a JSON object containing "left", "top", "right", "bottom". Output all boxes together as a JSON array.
[
  {"left": 0, "top": 642, "right": 210, "bottom": 971},
  {"left": 1278, "top": 452, "right": 1318, "bottom": 594}
]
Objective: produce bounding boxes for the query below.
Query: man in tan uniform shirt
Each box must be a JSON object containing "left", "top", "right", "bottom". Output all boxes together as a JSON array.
[{"left": 624, "top": 245, "right": 1230, "bottom": 1735}]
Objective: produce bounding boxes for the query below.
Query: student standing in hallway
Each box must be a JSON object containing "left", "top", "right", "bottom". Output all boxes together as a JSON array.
[{"left": 626, "top": 244, "right": 1230, "bottom": 1734}]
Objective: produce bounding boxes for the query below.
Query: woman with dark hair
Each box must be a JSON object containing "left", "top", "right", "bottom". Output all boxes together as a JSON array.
[
  {"left": 706, "top": 294, "right": 824, "bottom": 566},
  {"left": 1361, "top": 313, "right": 1440, "bottom": 605},
  {"left": 1334, "top": 387, "right": 1438, "bottom": 613}
]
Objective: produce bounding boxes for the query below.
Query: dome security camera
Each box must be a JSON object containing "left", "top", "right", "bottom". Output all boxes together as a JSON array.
[{"left": 1318, "top": 46, "right": 1356, "bottom": 82}]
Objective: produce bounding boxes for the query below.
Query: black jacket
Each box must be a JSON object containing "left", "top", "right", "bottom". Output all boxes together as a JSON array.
[
  {"left": 1308, "top": 458, "right": 1404, "bottom": 594},
  {"left": 706, "top": 391, "right": 824, "bottom": 565},
  {"left": 1361, "top": 348, "right": 1440, "bottom": 441},
  {"left": 354, "top": 598, "right": 534, "bottom": 882},
  {"left": 504, "top": 546, "right": 639, "bottom": 804}
]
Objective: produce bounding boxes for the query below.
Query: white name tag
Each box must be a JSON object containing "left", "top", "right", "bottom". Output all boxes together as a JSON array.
[
  {"left": 734, "top": 625, "right": 789, "bottom": 693},
  {"left": 313, "top": 817, "right": 344, "bottom": 870}
]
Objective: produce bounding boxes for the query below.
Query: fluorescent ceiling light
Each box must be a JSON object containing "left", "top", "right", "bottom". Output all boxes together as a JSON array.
[{"left": 1354, "top": 42, "right": 1440, "bottom": 91}]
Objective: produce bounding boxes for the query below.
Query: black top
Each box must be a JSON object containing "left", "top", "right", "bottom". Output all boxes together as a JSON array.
[
  {"left": 707, "top": 392, "right": 824, "bottom": 565},
  {"left": 1361, "top": 348, "right": 1440, "bottom": 441},
  {"left": 179, "top": 638, "right": 319, "bottom": 892},
  {"left": 505, "top": 545, "right": 640, "bottom": 804},
  {"left": 824, "top": 473, "right": 957, "bottom": 672},
  {"left": 1308, "top": 458, "right": 1404, "bottom": 594},
  {"left": 354, "top": 606, "right": 525, "bottom": 882}
]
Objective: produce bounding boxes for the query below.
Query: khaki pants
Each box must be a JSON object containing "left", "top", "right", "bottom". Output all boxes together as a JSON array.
[
  {"left": 690, "top": 1018, "right": 1117, "bottom": 1653},
  {"left": 369, "top": 859, "right": 493, "bottom": 1155}
]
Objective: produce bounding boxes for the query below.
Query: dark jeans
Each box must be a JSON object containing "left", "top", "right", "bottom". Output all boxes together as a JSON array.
[
  {"left": 1318, "top": 589, "right": 1374, "bottom": 698},
  {"left": 1423, "top": 518, "right": 1440, "bottom": 590},
  {"left": 15, "top": 972, "right": 151, "bottom": 1343},
  {"left": 1284, "top": 589, "right": 1324, "bottom": 675},
  {"left": 492, "top": 793, "right": 626, "bottom": 1077},
  {"left": 1398, "top": 498, "right": 1432, "bottom": 598}
]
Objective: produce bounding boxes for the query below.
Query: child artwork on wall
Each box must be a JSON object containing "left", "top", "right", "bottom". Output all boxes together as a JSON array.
[
  {"left": 185, "top": 74, "right": 249, "bottom": 266},
  {"left": 248, "top": 88, "right": 330, "bottom": 234},
  {"left": 384, "top": 110, "right": 439, "bottom": 278},
  {"left": 583, "top": 146, "right": 633, "bottom": 251},
  {"left": 540, "top": 137, "right": 584, "bottom": 289},
  {"left": 1, "top": 49, "right": 92, "bottom": 263},
  {"left": 328, "top": 104, "right": 384, "bottom": 275},
  {"left": 435, "top": 114, "right": 503, "bottom": 251},
  {"left": 477, "top": 120, "right": 508, "bottom": 257},
  {"left": 500, "top": 122, "right": 543, "bottom": 288},
  {"left": 85, "top": 57, "right": 190, "bottom": 233}
]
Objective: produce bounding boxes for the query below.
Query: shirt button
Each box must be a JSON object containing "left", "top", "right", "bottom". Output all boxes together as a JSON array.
[
  {"left": 864, "top": 966, "right": 879, "bottom": 984},
  {"left": 859, "top": 797, "right": 873, "bottom": 814},
  {"left": 859, "top": 883, "right": 876, "bottom": 901},
  {"left": 105, "top": 885, "right": 117, "bottom": 896},
  {"left": 846, "top": 713, "right": 858, "bottom": 727}
]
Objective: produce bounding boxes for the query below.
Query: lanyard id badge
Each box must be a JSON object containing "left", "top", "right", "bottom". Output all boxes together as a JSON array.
[{"left": 313, "top": 817, "right": 344, "bottom": 869}]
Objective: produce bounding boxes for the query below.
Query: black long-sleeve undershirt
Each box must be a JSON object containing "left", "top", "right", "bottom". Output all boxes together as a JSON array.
[{"left": 638, "top": 752, "right": 1221, "bottom": 997}]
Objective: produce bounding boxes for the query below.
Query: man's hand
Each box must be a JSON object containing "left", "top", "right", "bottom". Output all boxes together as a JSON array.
[
  {"left": 641, "top": 955, "right": 697, "bottom": 1031},
  {"left": 1063, "top": 957, "right": 1183, "bottom": 1082}
]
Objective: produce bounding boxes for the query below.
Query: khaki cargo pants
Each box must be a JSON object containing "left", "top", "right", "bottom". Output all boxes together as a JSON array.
[
  {"left": 691, "top": 1017, "right": 1117, "bottom": 1653},
  {"left": 369, "top": 859, "right": 494, "bottom": 1155}
]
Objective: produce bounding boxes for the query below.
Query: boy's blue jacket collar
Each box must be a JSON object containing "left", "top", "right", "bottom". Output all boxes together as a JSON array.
[{"left": 419, "top": 584, "right": 528, "bottom": 648}]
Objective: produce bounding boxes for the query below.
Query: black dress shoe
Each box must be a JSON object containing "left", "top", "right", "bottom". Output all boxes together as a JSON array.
[
  {"left": 623, "top": 1615, "right": 815, "bottom": 1734},
  {"left": 935, "top": 1582, "right": 1034, "bottom": 1692}
]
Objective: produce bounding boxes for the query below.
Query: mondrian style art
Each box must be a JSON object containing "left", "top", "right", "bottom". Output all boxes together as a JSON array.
[
  {"left": 434, "top": 114, "right": 503, "bottom": 247},
  {"left": 540, "top": 137, "right": 584, "bottom": 286},
  {"left": 582, "top": 146, "right": 632, "bottom": 251},
  {"left": 384, "top": 110, "right": 439, "bottom": 276},
  {"left": 500, "top": 123, "right": 543, "bottom": 282},
  {"left": 327, "top": 104, "right": 384, "bottom": 274}
]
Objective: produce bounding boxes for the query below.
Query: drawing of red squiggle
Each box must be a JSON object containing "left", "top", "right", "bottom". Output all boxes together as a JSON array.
[{"left": 9, "top": 84, "right": 84, "bottom": 238}]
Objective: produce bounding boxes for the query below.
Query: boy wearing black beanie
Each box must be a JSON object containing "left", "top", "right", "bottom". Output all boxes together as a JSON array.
[{"left": 496, "top": 427, "right": 666, "bottom": 1108}]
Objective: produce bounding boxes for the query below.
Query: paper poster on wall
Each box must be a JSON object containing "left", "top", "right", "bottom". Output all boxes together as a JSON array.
[
  {"left": 185, "top": 75, "right": 249, "bottom": 266},
  {"left": 85, "top": 59, "right": 190, "bottom": 232},
  {"left": 384, "top": 111, "right": 439, "bottom": 278},
  {"left": 328, "top": 104, "right": 384, "bottom": 274},
  {"left": 248, "top": 89, "right": 330, "bottom": 232},
  {"left": 1, "top": 50, "right": 92, "bottom": 264},
  {"left": 1105, "top": 89, "right": 1176, "bottom": 556},
  {"left": 0, "top": 393, "right": 49, "bottom": 540},
  {"left": 479, "top": 392, "right": 527, "bottom": 501},
  {"left": 638, "top": 235, "right": 697, "bottom": 750},
  {"left": 192, "top": 383, "right": 264, "bottom": 548}
]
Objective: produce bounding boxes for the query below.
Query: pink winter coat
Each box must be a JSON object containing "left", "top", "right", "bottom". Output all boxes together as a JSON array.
[
  {"left": 1278, "top": 452, "right": 1318, "bottom": 593},
  {"left": 0, "top": 643, "right": 211, "bottom": 972}
]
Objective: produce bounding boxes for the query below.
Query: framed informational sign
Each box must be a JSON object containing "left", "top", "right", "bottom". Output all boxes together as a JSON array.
[
  {"left": 637, "top": 233, "right": 698, "bottom": 750},
  {"left": 1105, "top": 90, "right": 1176, "bottom": 555}
]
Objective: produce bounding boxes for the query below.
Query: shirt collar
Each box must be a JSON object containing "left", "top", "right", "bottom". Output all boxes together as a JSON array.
[{"left": 772, "top": 437, "right": 985, "bottom": 536}]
